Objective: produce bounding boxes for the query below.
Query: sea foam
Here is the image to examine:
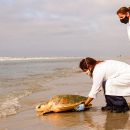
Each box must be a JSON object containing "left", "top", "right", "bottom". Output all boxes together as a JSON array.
[
  {"left": 0, "top": 57, "right": 81, "bottom": 62},
  {"left": 0, "top": 90, "right": 32, "bottom": 118},
  {"left": 0, "top": 98, "right": 20, "bottom": 118}
]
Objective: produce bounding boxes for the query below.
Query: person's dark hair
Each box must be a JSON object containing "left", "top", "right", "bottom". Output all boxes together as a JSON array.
[
  {"left": 79, "top": 57, "right": 97, "bottom": 72},
  {"left": 117, "top": 7, "right": 130, "bottom": 15}
]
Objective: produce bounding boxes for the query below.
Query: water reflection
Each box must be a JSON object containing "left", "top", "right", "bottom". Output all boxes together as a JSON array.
[
  {"left": 38, "top": 109, "right": 130, "bottom": 129},
  {"left": 39, "top": 111, "right": 96, "bottom": 129},
  {"left": 104, "top": 112, "right": 129, "bottom": 130}
]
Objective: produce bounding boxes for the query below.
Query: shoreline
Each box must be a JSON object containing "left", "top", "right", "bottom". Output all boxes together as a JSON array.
[{"left": 0, "top": 73, "right": 130, "bottom": 130}]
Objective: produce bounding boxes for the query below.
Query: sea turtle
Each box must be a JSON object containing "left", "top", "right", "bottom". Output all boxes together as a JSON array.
[{"left": 36, "top": 94, "right": 92, "bottom": 115}]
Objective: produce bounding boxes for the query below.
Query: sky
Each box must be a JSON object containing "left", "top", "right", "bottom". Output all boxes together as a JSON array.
[{"left": 0, "top": 0, "right": 130, "bottom": 57}]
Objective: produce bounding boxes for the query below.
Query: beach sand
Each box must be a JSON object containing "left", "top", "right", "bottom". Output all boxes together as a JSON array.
[{"left": 0, "top": 72, "right": 130, "bottom": 130}]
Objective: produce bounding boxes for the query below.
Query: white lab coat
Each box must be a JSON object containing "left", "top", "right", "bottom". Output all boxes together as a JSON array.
[
  {"left": 127, "top": 20, "right": 130, "bottom": 40},
  {"left": 88, "top": 60, "right": 130, "bottom": 98}
]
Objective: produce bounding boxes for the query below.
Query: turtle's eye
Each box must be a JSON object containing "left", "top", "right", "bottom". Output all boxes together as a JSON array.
[{"left": 38, "top": 105, "right": 41, "bottom": 109}]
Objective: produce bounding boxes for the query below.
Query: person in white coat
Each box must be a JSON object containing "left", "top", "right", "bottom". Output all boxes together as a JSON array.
[
  {"left": 79, "top": 57, "right": 130, "bottom": 113},
  {"left": 117, "top": 7, "right": 130, "bottom": 40}
]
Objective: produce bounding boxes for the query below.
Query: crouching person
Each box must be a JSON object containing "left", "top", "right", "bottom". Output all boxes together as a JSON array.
[{"left": 79, "top": 57, "right": 130, "bottom": 113}]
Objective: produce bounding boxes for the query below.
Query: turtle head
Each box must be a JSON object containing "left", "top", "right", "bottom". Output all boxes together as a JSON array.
[{"left": 36, "top": 102, "right": 51, "bottom": 114}]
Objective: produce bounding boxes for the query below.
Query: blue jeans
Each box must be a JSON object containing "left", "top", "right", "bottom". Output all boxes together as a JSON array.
[{"left": 102, "top": 81, "right": 129, "bottom": 109}]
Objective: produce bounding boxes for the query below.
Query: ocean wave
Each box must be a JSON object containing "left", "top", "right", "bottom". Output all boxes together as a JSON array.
[
  {"left": 0, "top": 90, "right": 32, "bottom": 118},
  {"left": 0, "top": 97, "right": 20, "bottom": 118},
  {"left": 0, "top": 57, "right": 82, "bottom": 62}
]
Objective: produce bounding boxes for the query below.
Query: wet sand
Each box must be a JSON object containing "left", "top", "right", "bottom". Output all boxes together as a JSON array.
[{"left": 0, "top": 73, "right": 130, "bottom": 130}]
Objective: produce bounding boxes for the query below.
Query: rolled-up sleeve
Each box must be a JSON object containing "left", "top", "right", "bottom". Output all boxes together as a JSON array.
[{"left": 88, "top": 66, "right": 105, "bottom": 98}]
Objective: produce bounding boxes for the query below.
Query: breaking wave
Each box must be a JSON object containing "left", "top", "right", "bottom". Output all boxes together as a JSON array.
[
  {"left": 0, "top": 57, "right": 81, "bottom": 62},
  {"left": 0, "top": 98, "right": 20, "bottom": 118},
  {"left": 0, "top": 90, "right": 32, "bottom": 118}
]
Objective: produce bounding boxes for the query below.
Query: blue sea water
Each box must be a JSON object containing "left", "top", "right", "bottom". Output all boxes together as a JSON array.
[{"left": 0, "top": 57, "right": 82, "bottom": 117}]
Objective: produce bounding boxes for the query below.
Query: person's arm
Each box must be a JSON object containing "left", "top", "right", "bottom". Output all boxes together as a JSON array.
[
  {"left": 88, "top": 65, "right": 105, "bottom": 99},
  {"left": 85, "top": 97, "right": 93, "bottom": 105},
  {"left": 85, "top": 66, "right": 105, "bottom": 105},
  {"left": 75, "top": 97, "right": 93, "bottom": 111}
]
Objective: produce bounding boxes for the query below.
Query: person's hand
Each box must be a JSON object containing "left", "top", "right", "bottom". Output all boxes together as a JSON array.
[
  {"left": 85, "top": 97, "right": 93, "bottom": 106},
  {"left": 74, "top": 103, "right": 85, "bottom": 111}
]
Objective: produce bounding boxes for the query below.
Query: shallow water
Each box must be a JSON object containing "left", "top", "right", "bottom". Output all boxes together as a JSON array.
[
  {"left": 1, "top": 57, "right": 130, "bottom": 130},
  {"left": 0, "top": 57, "right": 81, "bottom": 118}
]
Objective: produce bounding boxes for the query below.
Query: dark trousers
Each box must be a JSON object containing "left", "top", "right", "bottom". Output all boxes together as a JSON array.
[{"left": 102, "top": 81, "right": 129, "bottom": 109}]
